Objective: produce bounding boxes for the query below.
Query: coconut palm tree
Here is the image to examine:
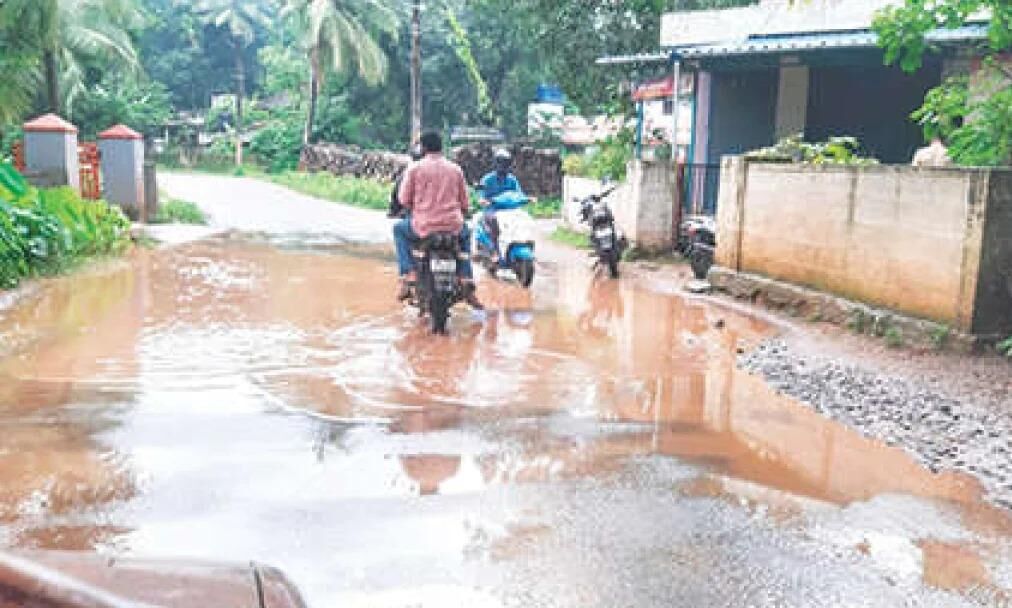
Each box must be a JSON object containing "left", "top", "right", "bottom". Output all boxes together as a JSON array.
[
  {"left": 282, "top": 0, "right": 396, "bottom": 144},
  {"left": 0, "top": 0, "right": 142, "bottom": 115},
  {"left": 195, "top": 0, "right": 273, "bottom": 167},
  {"left": 0, "top": 26, "right": 39, "bottom": 125}
]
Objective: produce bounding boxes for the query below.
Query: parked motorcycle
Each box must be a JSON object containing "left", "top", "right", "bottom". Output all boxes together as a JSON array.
[
  {"left": 576, "top": 185, "right": 628, "bottom": 278},
  {"left": 411, "top": 231, "right": 467, "bottom": 334},
  {"left": 677, "top": 215, "right": 716, "bottom": 280},
  {"left": 473, "top": 189, "right": 538, "bottom": 288}
]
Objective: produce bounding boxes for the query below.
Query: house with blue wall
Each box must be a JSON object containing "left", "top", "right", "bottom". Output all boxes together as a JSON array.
[{"left": 605, "top": 0, "right": 990, "bottom": 214}]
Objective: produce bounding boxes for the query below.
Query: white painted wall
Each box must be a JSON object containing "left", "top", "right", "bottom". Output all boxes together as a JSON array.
[{"left": 775, "top": 65, "right": 810, "bottom": 139}]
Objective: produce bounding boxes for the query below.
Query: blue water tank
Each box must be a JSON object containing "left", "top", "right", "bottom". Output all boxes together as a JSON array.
[{"left": 536, "top": 84, "right": 565, "bottom": 104}]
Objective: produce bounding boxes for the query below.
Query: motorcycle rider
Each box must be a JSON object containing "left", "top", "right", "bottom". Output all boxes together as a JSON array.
[
  {"left": 394, "top": 130, "right": 483, "bottom": 309},
  {"left": 478, "top": 149, "right": 523, "bottom": 260},
  {"left": 388, "top": 144, "right": 423, "bottom": 219}
]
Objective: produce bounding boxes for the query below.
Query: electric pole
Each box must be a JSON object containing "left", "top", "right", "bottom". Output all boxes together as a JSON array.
[{"left": 410, "top": 0, "right": 423, "bottom": 145}]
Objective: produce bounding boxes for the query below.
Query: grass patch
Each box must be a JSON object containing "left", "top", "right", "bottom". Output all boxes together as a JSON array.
[
  {"left": 530, "top": 197, "right": 562, "bottom": 219},
  {"left": 153, "top": 198, "right": 207, "bottom": 225},
  {"left": 550, "top": 226, "right": 590, "bottom": 249},
  {"left": 999, "top": 336, "right": 1012, "bottom": 358},
  {"left": 930, "top": 324, "right": 952, "bottom": 350},
  {"left": 884, "top": 326, "right": 904, "bottom": 348},
  {"left": 266, "top": 171, "right": 390, "bottom": 211}
]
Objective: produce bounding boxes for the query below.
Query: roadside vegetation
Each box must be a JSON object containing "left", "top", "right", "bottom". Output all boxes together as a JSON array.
[
  {"left": 265, "top": 171, "right": 389, "bottom": 210},
  {"left": 549, "top": 226, "right": 590, "bottom": 249},
  {"left": 0, "top": 163, "right": 130, "bottom": 290},
  {"left": 153, "top": 198, "right": 207, "bottom": 225},
  {"left": 746, "top": 134, "right": 879, "bottom": 165},
  {"left": 562, "top": 129, "right": 635, "bottom": 182},
  {"left": 999, "top": 336, "right": 1012, "bottom": 359},
  {"left": 874, "top": 0, "right": 1011, "bottom": 166}
]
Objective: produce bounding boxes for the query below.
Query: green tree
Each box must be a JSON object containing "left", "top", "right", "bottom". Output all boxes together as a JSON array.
[
  {"left": 195, "top": 0, "right": 274, "bottom": 166},
  {"left": 70, "top": 75, "right": 172, "bottom": 138},
  {"left": 446, "top": 7, "right": 492, "bottom": 124},
  {"left": 0, "top": 42, "right": 38, "bottom": 127},
  {"left": 517, "top": 0, "right": 754, "bottom": 112},
  {"left": 0, "top": 0, "right": 143, "bottom": 114},
  {"left": 282, "top": 0, "right": 397, "bottom": 144},
  {"left": 874, "top": 0, "right": 1011, "bottom": 165},
  {"left": 138, "top": 0, "right": 237, "bottom": 110}
]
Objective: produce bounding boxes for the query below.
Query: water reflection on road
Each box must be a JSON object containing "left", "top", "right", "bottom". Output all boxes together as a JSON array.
[{"left": 0, "top": 237, "right": 1007, "bottom": 606}]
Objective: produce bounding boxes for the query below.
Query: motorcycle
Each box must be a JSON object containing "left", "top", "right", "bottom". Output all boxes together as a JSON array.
[
  {"left": 677, "top": 215, "right": 716, "bottom": 280},
  {"left": 410, "top": 231, "right": 467, "bottom": 334},
  {"left": 473, "top": 189, "right": 538, "bottom": 288},
  {"left": 576, "top": 185, "right": 628, "bottom": 278}
]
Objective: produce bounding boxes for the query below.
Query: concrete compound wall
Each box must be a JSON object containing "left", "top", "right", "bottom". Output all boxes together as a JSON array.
[
  {"left": 563, "top": 161, "right": 676, "bottom": 252},
  {"left": 715, "top": 157, "right": 1012, "bottom": 335}
]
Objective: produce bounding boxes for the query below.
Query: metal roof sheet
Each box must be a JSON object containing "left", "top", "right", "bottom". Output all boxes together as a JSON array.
[{"left": 673, "top": 24, "right": 988, "bottom": 59}]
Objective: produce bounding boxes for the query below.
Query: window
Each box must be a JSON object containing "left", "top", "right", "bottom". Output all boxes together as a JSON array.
[{"left": 662, "top": 99, "right": 674, "bottom": 115}]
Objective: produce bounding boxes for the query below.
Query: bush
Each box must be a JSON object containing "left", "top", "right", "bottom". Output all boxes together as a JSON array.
[
  {"left": 562, "top": 154, "right": 587, "bottom": 176},
  {"left": 250, "top": 117, "right": 303, "bottom": 174},
  {"left": 561, "top": 128, "right": 634, "bottom": 182},
  {"left": 746, "top": 134, "right": 879, "bottom": 165},
  {"left": 913, "top": 69, "right": 1012, "bottom": 167},
  {"left": 0, "top": 163, "right": 130, "bottom": 289},
  {"left": 587, "top": 128, "right": 635, "bottom": 181},
  {"left": 153, "top": 199, "right": 207, "bottom": 225}
]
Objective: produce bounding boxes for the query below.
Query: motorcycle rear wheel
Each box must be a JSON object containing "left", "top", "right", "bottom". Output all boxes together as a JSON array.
[
  {"left": 515, "top": 259, "right": 535, "bottom": 288},
  {"left": 430, "top": 291, "right": 450, "bottom": 334},
  {"left": 607, "top": 253, "right": 620, "bottom": 279},
  {"left": 690, "top": 248, "right": 714, "bottom": 280}
]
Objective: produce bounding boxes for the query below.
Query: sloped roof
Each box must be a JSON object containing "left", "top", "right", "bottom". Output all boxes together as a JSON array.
[{"left": 676, "top": 24, "right": 989, "bottom": 59}]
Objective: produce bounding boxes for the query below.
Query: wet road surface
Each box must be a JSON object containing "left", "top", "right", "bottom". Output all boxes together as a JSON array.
[{"left": 0, "top": 235, "right": 1010, "bottom": 607}]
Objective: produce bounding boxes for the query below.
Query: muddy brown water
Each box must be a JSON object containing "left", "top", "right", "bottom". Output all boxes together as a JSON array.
[{"left": 0, "top": 237, "right": 1008, "bottom": 607}]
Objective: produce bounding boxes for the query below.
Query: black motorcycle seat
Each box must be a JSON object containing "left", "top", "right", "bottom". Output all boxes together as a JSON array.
[{"left": 419, "top": 232, "right": 460, "bottom": 252}]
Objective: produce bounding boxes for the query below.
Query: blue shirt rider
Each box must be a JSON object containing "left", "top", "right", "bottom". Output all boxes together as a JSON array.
[{"left": 479, "top": 149, "right": 522, "bottom": 259}]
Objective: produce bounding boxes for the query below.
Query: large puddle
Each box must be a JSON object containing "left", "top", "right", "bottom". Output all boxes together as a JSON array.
[{"left": 0, "top": 237, "right": 1008, "bottom": 606}]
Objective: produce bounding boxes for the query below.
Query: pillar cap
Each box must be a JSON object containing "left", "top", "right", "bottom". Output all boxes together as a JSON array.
[
  {"left": 23, "top": 114, "right": 78, "bottom": 134},
  {"left": 98, "top": 124, "right": 143, "bottom": 141}
]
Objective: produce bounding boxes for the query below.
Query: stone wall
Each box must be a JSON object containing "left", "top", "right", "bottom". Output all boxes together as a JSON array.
[
  {"left": 454, "top": 144, "right": 562, "bottom": 197},
  {"left": 714, "top": 157, "right": 1012, "bottom": 335},
  {"left": 300, "top": 144, "right": 410, "bottom": 182}
]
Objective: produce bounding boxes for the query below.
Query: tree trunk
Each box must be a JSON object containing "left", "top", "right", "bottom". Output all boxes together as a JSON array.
[
  {"left": 410, "top": 0, "right": 422, "bottom": 144},
  {"left": 304, "top": 60, "right": 319, "bottom": 145},
  {"left": 234, "top": 43, "right": 245, "bottom": 168},
  {"left": 43, "top": 48, "right": 61, "bottom": 114}
]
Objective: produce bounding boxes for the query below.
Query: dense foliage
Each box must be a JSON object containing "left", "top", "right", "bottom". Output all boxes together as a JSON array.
[
  {"left": 563, "top": 129, "right": 636, "bottom": 181},
  {"left": 0, "top": 0, "right": 763, "bottom": 171},
  {"left": 0, "top": 163, "right": 130, "bottom": 289},
  {"left": 874, "top": 0, "right": 1012, "bottom": 166},
  {"left": 517, "top": 0, "right": 755, "bottom": 110}
]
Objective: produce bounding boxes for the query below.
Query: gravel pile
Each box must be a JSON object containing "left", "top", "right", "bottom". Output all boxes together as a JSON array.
[{"left": 740, "top": 340, "right": 1012, "bottom": 510}]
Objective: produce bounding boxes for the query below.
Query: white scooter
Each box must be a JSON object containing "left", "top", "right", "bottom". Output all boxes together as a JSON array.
[{"left": 473, "top": 190, "right": 538, "bottom": 288}]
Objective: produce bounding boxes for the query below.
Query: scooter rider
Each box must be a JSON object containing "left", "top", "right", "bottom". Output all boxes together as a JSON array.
[{"left": 478, "top": 149, "right": 523, "bottom": 260}]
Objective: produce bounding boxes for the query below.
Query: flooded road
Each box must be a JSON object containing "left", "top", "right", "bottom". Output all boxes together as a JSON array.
[{"left": 0, "top": 236, "right": 1009, "bottom": 607}]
